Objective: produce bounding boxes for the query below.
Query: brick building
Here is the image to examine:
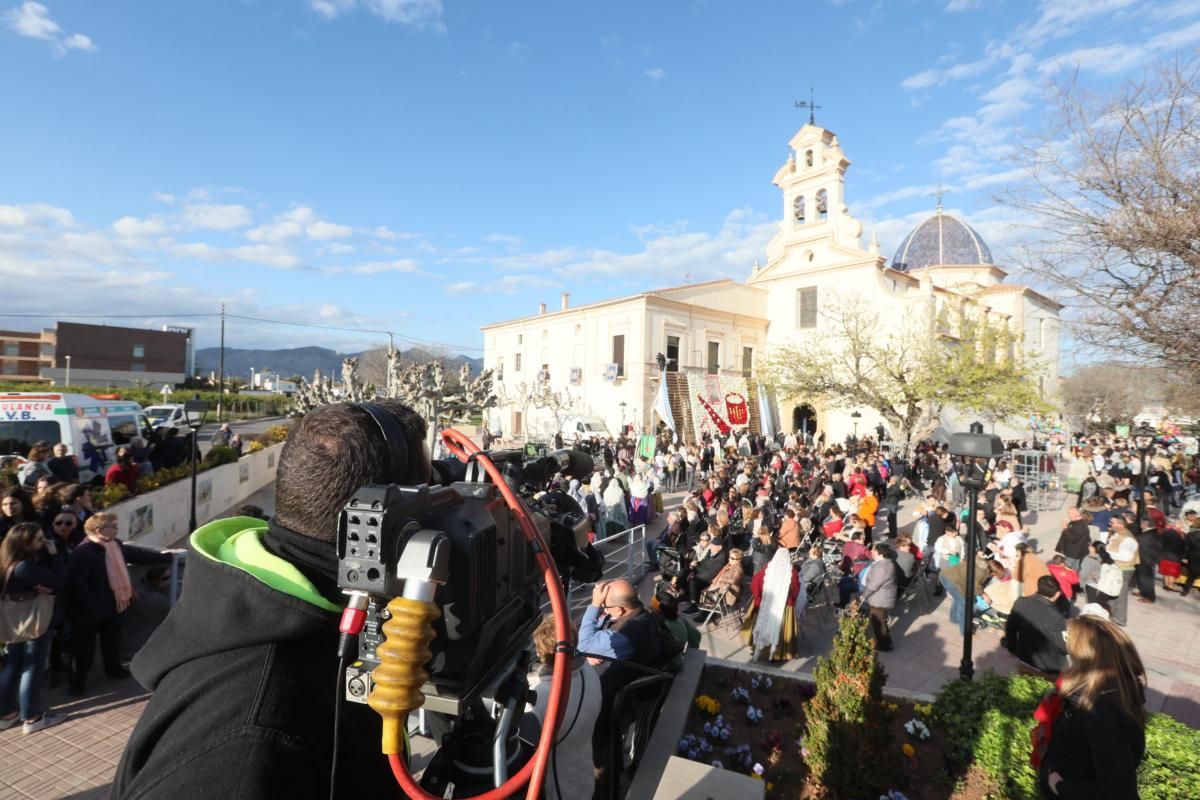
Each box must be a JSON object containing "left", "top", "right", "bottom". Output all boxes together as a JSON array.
[{"left": 0, "top": 323, "right": 190, "bottom": 387}]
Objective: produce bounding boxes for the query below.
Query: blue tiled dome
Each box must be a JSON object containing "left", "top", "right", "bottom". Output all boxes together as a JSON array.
[{"left": 890, "top": 210, "right": 994, "bottom": 271}]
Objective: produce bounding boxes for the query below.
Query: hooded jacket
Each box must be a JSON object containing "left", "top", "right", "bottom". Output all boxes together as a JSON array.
[{"left": 111, "top": 517, "right": 404, "bottom": 799}]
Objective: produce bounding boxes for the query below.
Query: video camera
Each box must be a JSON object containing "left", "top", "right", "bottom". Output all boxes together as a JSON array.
[{"left": 335, "top": 442, "right": 602, "bottom": 794}]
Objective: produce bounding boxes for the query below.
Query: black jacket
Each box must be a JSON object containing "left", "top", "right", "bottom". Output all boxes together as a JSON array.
[
  {"left": 1056, "top": 520, "right": 1092, "bottom": 561},
  {"left": 112, "top": 524, "right": 401, "bottom": 799},
  {"left": 692, "top": 547, "right": 729, "bottom": 583},
  {"left": 68, "top": 540, "right": 170, "bottom": 623},
  {"left": 1004, "top": 595, "right": 1067, "bottom": 674},
  {"left": 1039, "top": 695, "right": 1144, "bottom": 800}
]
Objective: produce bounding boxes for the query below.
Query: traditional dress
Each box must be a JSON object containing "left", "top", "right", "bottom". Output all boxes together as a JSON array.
[{"left": 741, "top": 549, "right": 802, "bottom": 661}]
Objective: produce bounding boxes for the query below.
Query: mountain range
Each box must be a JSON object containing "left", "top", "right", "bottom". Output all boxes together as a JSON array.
[{"left": 195, "top": 346, "right": 483, "bottom": 383}]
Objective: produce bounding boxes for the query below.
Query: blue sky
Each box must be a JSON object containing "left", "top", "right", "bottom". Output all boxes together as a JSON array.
[{"left": 3, "top": 0, "right": 1198, "bottom": 360}]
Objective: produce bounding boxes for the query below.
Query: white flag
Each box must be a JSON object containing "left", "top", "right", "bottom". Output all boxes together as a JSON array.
[{"left": 654, "top": 372, "right": 676, "bottom": 436}]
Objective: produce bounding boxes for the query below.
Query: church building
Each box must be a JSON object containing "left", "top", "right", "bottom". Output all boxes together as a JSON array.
[{"left": 481, "top": 122, "right": 1061, "bottom": 444}]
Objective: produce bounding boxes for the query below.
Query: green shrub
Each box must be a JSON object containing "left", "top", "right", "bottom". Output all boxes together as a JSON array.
[
  {"left": 1141, "top": 713, "right": 1200, "bottom": 799},
  {"left": 93, "top": 482, "right": 130, "bottom": 509},
  {"left": 202, "top": 445, "right": 239, "bottom": 469},
  {"left": 804, "top": 601, "right": 894, "bottom": 798},
  {"left": 934, "top": 672, "right": 1200, "bottom": 800}
]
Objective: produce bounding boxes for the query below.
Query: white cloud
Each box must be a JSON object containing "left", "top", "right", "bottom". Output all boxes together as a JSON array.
[
  {"left": 1019, "top": 0, "right": 1140, "bottom": 48},
  {"left": 535, "top": 208, "right": 776, "bottom": 279},
  {"left": 247, "top": 206, "right": 355, "bottom": 241},
  {"left": 4, "top": 2, "right": 97, "bottom": 55},
  {"left": 306, "top": 219, "right": 354, "bottom": 240},
  {"left": 483, "top": 233, "right": 523, "bottom": 247},
  {"left": 151, "top": 192, "right": 176, "bottom": 205},
  {"left": 62, "top": 32, "right": 93, "bottom": 51},
  {"left": 946, "top": 0, "right": 983, "bottom": 10},
  {"left": 0, "top": 202, "right": 74, "bottom": 227},
  {"left": 5, "top": 2, "right": 59, "bottom": 39},
  {"left": 332, "top": 258, "right": 419, "bottom": 274},
  {"left": 309, "top": 0, "right": 444, "bottom": 30},
  {"left": 445, "top": 281, "right": 476, "bottom": 295},
  {"left": 181, "top": 203, "right": 254, "bottom": 231},
  {"left": 900, "top": 51, "right": 998, "bottom": 90},
  {"left": 112, "top": 216, "right": 168, "bottom": 238},
  {"left": 644, "top": 67, "right": 666, "bottom": 80}
]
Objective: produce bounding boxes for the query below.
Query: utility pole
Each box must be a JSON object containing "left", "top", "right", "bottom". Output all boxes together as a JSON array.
[{"left": 217, "top": 303, "right": 226, "bottom": 423}]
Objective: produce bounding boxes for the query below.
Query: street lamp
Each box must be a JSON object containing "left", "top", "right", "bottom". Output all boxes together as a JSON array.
[
  {"left": 1131, "top": 422, "right": 1156, "bottom": 529},
  {"left": 184, "top": 399, "right": 210, "bottom": 532},
  {"left": 64, "top": 355, "right": 71, "bottom": 387},
  {"left": 948, "top": 420, "right": 1004, "bottom": 681},
  {"left": 619, "top": 401, "right": 627, "bottom": 435},
  {"left": 850, "top": 410, "right": 862, "bottom": 441}
]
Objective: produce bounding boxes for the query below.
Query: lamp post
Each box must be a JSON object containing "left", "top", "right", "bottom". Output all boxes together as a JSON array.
[
  {"left": 619, "top": 401, "right": 627, "bottom": 435},
  {"left": 1131, "top": 422, "right": 1156, "bottom": 530},
  {"left": 948, "top": 420, "right": 1005, "bottom": 681},
  {"left": 64, "top": 355, "right": 71, "bottom": 387},
  {"left": 850, "top": 410, "right": 862, "bottom": 442},
  {"left": 184, "top": 399, "right": 210, "bottom": 532}
]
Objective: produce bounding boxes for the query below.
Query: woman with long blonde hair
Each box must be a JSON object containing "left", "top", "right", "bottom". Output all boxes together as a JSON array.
[{"left": 1040, "top": 615, "right": 1146, "bottom": 799}]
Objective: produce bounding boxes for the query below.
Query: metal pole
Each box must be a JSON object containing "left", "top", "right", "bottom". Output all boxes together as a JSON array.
[
  {"left": 959, "top": 477, "right": 979, "bottom": 681},
  {"left": 1137, "top": 448, "right": 1147, "bottom": 531},
  {"left": 64, "top": 355, "right": 71, "bottom": 386},
  {"left": 189, "top": 428, "right": 199, "bottom": 532},
  {"left": 217, "top": 303, "right": 226, "bottom": 423}
]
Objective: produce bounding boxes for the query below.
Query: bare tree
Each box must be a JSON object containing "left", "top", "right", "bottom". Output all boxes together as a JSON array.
[{"left": 1007, "top": 58, "right": 1200, "bottom": 373}]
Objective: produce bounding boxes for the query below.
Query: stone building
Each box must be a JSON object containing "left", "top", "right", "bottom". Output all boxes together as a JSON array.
[{"left": 482, "top": 122, "right": 1061, "bottom": 443}]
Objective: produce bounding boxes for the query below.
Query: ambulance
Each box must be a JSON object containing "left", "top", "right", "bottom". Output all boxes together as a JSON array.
[{"left": 0, "top": 392, "right": 154, "bottom": 482}]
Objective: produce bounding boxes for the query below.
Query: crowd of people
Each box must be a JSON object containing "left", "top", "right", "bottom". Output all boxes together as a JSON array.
[{"left": 0, "top": 499, "right": 173, "bottom": 735}]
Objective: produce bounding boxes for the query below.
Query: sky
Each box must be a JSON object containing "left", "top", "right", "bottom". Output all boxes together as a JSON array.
[{"left": 2, "top": 0, "right": 1198, "bottom": 360}]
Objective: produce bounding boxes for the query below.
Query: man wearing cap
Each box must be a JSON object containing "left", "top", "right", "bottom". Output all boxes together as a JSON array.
[{"left": 1180, "top": 509, "right": 1200, "bottom": 598}]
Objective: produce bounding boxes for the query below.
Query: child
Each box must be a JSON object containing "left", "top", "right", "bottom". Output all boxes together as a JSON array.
[{"left": 1047, "top": 554, "right": 1080, "bottom": 614}]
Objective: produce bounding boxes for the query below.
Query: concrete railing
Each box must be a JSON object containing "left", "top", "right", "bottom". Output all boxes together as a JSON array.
[{"left": 109, "top": 442, "right": 285, "bottom": 549}]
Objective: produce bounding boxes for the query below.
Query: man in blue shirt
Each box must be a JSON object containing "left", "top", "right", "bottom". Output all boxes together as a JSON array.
[{"left": 578, "top": 579, "right": 642, "bottom": 664}]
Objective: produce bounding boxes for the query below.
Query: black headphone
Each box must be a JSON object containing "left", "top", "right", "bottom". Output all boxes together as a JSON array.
[{"left": 354, "top": 402, "right": 412, "bottom": 486}]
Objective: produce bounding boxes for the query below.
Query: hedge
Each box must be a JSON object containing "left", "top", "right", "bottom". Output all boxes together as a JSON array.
[{"left": 934, "top": 672, "right": 1200, "bottom": 800}]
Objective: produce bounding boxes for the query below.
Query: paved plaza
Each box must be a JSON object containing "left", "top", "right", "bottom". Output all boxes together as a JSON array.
[{"left": 3, "top": 483, "right": 1199, "bottom": 799}]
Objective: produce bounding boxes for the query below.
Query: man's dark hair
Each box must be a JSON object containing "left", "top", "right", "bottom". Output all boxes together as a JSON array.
[
  {"left": 273, "top": 400, "right": 430, "bottom": 542},
  {"left": 1036, "top": 575, "right": 1060, "bottom": 599},
  {"left": 656, "top": 590, "right": 680, "bottom": 620},
  {"left": 874, "top": 542, "right": 894, "bottom": 560}
]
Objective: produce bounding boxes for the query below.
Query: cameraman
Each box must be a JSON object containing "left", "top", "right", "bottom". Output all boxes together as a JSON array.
[{"left": 112, "top": 401, "right": 432, "bottom": 799}]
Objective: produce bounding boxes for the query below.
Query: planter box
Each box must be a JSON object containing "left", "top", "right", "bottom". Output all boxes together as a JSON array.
[{"left": 108, "top": 442, "right": 284, "bottom": 549}]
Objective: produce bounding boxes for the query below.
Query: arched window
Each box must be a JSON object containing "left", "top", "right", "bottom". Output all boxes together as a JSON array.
[
  {"left": 793, "top": 195, "right": 805, "bottom": 223},
  {"left": 805, "top": 149, "right": 814, "bottom": 167},
  {"left": 816, "top": 189, "right": 828, "bottom": 220}
]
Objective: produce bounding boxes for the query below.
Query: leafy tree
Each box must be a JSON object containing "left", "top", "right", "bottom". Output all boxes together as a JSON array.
[{"left": 762, "top": 297, "right": 1047, "bottom": 443}]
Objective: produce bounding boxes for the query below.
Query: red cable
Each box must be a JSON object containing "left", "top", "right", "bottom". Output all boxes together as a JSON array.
[{"left": 385, "top": 429, "right": 572, "bottom": 800}]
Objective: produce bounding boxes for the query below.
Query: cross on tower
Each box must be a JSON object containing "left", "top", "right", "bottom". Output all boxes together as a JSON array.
[
  {"left": 935, "top": 183, "right": 945, "bottom": 214},
  {"left": 794, "top": 87, "right": 822, "bottom": 125}
]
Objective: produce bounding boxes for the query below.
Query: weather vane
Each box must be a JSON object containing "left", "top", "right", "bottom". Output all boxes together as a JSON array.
[{"left": 794, "top": 87, "right": 821, "bottom": 125}]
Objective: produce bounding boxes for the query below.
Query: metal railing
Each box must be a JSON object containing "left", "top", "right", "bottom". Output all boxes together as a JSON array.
[{"left": 541, "top": 523, "right": 648, "bottom": 619}]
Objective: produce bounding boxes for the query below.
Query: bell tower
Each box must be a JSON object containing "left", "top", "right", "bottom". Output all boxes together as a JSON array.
[{"left": 750, "top": 123, "right": 872, "bottom": 284}]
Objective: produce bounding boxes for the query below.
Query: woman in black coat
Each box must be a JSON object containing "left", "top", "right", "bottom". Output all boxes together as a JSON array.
[
  {"left": 1040, "top": 615, "right": 1146, "bottom": 800},
  {"left": 66, "top": 512, "right": 171, "bottom": 696}
]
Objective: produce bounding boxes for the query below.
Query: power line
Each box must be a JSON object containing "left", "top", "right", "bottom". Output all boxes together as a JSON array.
[{"left": 225, "top": 313, "right": 483, "bottom": 352}]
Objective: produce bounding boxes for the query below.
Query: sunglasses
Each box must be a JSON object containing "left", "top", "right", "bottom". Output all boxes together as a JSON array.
[{"left": 53, "top": 520, "right": 74, "bottom": 527}]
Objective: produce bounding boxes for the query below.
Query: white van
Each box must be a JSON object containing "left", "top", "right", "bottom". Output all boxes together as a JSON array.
[
  {"left": 561, "top": 415, "right": 613, "bottom": 442},
  {"left": 143, "top": 403, "right": 189, "bottom": 432},
  {"left": 0, "top": 392, "right": 154, "bottom": 482}
]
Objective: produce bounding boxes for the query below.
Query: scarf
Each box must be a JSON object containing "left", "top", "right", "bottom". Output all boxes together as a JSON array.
[
  {"left": 753, "top": 548, "right": 795, "bottom": 659},
  {"left": 96, "top": 537, "right": 133, "bottom": 613}
]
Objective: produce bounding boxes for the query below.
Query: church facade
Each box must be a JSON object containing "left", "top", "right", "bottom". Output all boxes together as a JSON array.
[{"left": 481, "top": 123, "right": 1061, "bottom": 444}]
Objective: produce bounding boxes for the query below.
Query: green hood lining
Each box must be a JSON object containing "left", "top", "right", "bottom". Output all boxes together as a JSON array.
[{"left": 190, "top": 517, "right": 340, "bottom": 613}]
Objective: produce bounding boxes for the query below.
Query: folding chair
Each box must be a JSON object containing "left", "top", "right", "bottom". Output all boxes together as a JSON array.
[
  {"left": 696, "top": 588, "right": 744, "bottom": 634},
  {"left": 898, "top": 569, "right": 931, "bottom": 616}
]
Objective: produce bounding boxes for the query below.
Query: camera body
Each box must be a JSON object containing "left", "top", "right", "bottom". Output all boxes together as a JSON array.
[{"left": 336, "top": 448, "right": 600, "bottom": 717}]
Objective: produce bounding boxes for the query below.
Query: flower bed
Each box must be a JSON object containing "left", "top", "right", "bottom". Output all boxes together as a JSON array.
[
  {"left": 677, "top": 665, "right": 1200, "bottom": 800},
  {"left": 680, "top": 665, "right": 972, "bottom": 800}
]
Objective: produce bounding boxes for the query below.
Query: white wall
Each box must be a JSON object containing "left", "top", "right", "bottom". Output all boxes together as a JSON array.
[{"left": 111, "top": 442, "right": 284, "bottom": 549}]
